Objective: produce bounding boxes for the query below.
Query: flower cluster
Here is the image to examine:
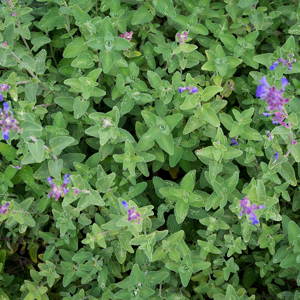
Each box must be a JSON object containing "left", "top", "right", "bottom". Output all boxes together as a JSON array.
[
  {"left": 240, "top": 197, "right": 265, "bottom": 225},
  {"left": 119, "top": 31, "right": 133, "bottom": 41},
  {"left": 47, "top": 174, "right": 71, "bottom": 200},
  {"left": 0, "top": 202, "right": 10, "bottom": 214},
  {"left": 178, "top": 86, "right": 198, "bottom": 94},
  {"left": 256, "top": 77, "right": 290, "bottom": 128},
  {"left": 0, "top": 91, "right": 21, "bottom": 141},
  {"left": 121, "top": 200, "right": 141, "bottom": 223},
  {"left": 270, "top": 54, "right": 296, "bottom": 71},
  {"left": 176, "top": 31, "right": 188, "bottom": 44}
]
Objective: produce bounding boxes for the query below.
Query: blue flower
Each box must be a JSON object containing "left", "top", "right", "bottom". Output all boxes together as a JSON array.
[
  {"left": 230, "top": 138, "right": 238, "bottom": 146},
  {"left": 269, "top": 61, "right": 279, "bottom": 70},
  {"left": 121, "top": 200, "right": 128, "bottom": 208},
  {"left": 178, "top": 87, "right": 186, "bottom": 93}
]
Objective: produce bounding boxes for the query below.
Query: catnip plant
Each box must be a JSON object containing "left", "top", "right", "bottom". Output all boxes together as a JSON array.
[{"left": 0, "top": 0, "right": 299, "bottom": 299}]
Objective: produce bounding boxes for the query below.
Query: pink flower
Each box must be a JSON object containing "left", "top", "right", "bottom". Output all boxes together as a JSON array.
[
  {"left": 119, "top": 31, "right": 133, "bottom": 41},
  {"left": 47, "top": 175, "right": 71, "bottom": 200},
  {"left": 121, "top": 200, "right": 141, "bottom": 223},
  {"left": 176, "top": 31, "right": 188, "bottom": 44}
]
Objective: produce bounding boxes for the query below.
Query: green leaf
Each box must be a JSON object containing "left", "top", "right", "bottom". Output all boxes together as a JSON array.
[
  {"left": 0, "top": 142, "right": 17, "bottom": 161},
  {"left": 31, "top": 33, "right": 51, "bottom": 52},
  {"left": 54, "top": 96, "right": 74, "bottom": 112},
  {"left": 70, "top": 4, "right": 91, "bottom": 24},
  {"left": 147, "top": 71, "right": 162, "bottom": 89},
  {"left": 132, "top": 5, "right": 154, "bottom": 25},
  {"left": 48, "top": 159, "right": 63, "bottom": 179},
  {"left": 101, "top": 50, "right": 114, "bottom": 74},
  {"left": 190, "top": 24, "right": 208, "bottom": 35},
  {"left": 278, "top": 162, "right": 297, "bottom": 186},
  {"left": 180, "top": 170, "right": 196, "bottom": 192},
  {"left": 35, "top": 49, "right": 47, "bottom": 74},
  {"left": 35, "top": 7, "right": 65, "bottom": 33},
  {"left": 202, "top": 105, "right": 220, "bottom": 127},
  {"left": 201, "top": 86, "right": 223, "bottom": 102},
  {"left": 49, "top": 136, "right": 76, "bottom": 156},
  {"left": 77, "top": 191, "right": 104, "bottom": 210},
  {"left": 180, "top": 94, "right": 200, "bottom": 110},
  {"left": 178, "top": 261, "right": 193, "bottom": 287},
  {"left": 71, "top": 52, "right": 94, "bottom": 69},
  {"left": 155, "top": 133, "right": 174, "bottom": 155},
  {"left": 27, "top": 140, "right": 45, "bottom": 163},
  {"left": 287, "top": 220, "right": 300, "bottom": 246},
  {"left": 183, "top": 115, "right": 204, "bottom": 134},
  {"left": 63, "top": 37, "right": 87, "bottom": 58},
  {"left": 73, "top": 98, "right": 90, "bottom": 119},
  {"left": 288, "top": 24, "right": 300, "bottom": 35},
  {"left": 281, "top": 36, "right": 296, "bottom": 52},
  {"left": 173, "top": 43, "right": 198, "bottom": 55},
  {"left": 253, "top": 53, "right": 273, "bottom": 67},
  {"left": 289, "top": 143, "right": 300, "bottom": 162},
  {"left": 153, "top": 0, "right": 176, "bottom": 17},
  {"left": 175, "top": 199, "right": 189, "bottom": 224},
  {"left": 225, "top": 284, "right": 238, "bottom": 300},
  {"left": 238, "top": 0, "right": 257, "bottom": 9}
]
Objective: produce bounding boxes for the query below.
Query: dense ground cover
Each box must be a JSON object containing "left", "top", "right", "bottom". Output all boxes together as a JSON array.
[{"left": 1, "top": 0, "right": 300, "bottom": 299}]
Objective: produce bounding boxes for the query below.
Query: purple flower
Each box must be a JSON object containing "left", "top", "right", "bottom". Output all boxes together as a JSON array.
[
  {"left": 249, "top": 213, "right": 259, "bottom": 225},
  {"left": 73, "top": 188, "right": 80, "bottom": 195},
  {"left": 230, "top": 138, "right": 238, "bottom": 146},
  {"left": 262, "top": 112, "right": 272, "bottom": 117},
  {"left": 63, "top": 174, "right": 71, "bottom": 184},
  {"left": 239, "top": 197, "right": 265, "bottom": 225},
  {"left": 11, "top": 12, "right": 17, "bottom": 17},
  {"left": 0, "top": 202, "right": 10, "bottom": 214},
  {"left": 269, "top": 61, "right": 279, "bottom": 70},
  {"left": 178, "top": 86, "right": 198, "bottom": 94},
  {"left": 271, "top": 111, "right": 290, "bottom": 128},
  {"left": 178, "top": 87, "right": 186, "bottom": 93},
  {"left": 256, "top": 77, "right": 290, "bottom": 128},
  {"left": 189, "top": 87, "right": 198, "bottom": 94},
  {"left": 0, "top": 102, "right": 21, "bottom": 141},
  {"left": 119, "top": 31, "right": 133, "bottom": 41},
  {"left": 270, "top": 55, "right": 296, "bottom": 71},
  {"left": 12, "top": 165, "right": 22, "bottom": 169},
  {"left": 176, "top": 31, "right": 188, "bottom": 44},
  {"left": 0, "top": 94, "right": 3, "bottom": 102},
  {"left": 127, "top": 208, "right": 141, "bottom": 223},
  {"left": 47, "top": 175, "right": 71, "bottom": 200},
  {"left": 281, "top": 77, "right": 289, "bottom": 88},
  {"left": 274, "top": 152, "right": 279, "bottom": 160},
  {"left": 121, "top": 200, "right": 141, "bottom": 223},
  {"left": 0, "top": 84, "right": 10, "bottom": 92},
  {"left": 256, "top": 77, "right": 289, "bottom": 112}
]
